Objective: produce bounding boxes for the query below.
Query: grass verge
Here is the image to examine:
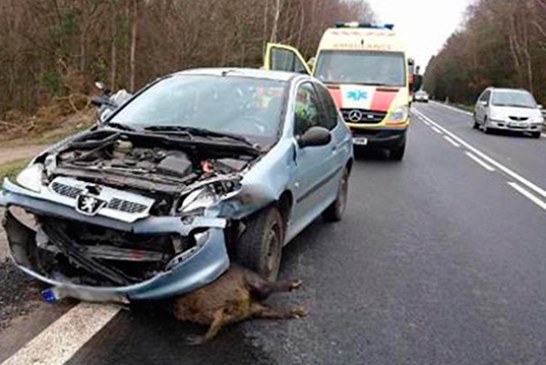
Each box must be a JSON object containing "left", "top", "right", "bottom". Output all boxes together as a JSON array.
[{"left": 0, "top": 158, "right": 31, "bottom": 181}]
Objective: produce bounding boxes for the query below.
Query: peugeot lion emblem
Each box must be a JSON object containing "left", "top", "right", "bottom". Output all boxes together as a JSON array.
[
  {"left": 348, "top": 110, "right": 363, "bottom": 123},
  {"left": 76, "top": 194, "right": 106, "bottom": 216}
]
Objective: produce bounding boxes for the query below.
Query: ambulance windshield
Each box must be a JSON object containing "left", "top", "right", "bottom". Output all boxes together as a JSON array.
[{"left": 315, "top": 51, "right": 406, "bottom": 87}]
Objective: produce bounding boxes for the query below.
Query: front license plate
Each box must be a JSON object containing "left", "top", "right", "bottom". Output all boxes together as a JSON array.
[
  {"left": 353, "top": 137, "right": 368, "bottom": 146},
  {"left": 509, "top": 122, "right": 527, "bottom": 128}
]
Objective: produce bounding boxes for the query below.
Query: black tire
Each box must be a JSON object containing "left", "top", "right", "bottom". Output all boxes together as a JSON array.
[
  {"left": 235, "top": 206, "right": 284, "bottom": 281},
  {"left": 323, "top": 167, "right": 349, "bottom": 222},
  {"left": 483, "top": 117, "right": 491, "bottom": 134},
  {"left": 389, "top": 138, "right": 406, "bottom": 161},
  {"left": 531, "top": 132, "right": 541, "bottom": 139}
]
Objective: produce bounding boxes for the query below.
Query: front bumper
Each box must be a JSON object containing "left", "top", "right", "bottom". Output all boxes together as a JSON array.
[
  {"left": 488, "top": 120, "right": 543, "bottom": 133},
  {"left": 0, "top": 179, "right": 230, "bottom": 302},
  {"left": 350, "top": 126, "right": 407, "bottom": 149}
]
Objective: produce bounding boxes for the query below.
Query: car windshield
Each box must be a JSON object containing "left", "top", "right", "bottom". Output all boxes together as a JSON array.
[
  {"left": 108, "top": 75, "right": 287, "bottom": 147},
  {"left": 314, "top": 50, "right": 406, "bottom": 87},
  {"left": 491, "top": 91, "right": 537, "bottom": 109}
]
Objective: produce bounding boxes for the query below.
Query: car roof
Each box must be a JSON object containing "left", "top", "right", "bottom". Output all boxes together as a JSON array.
[
  {"left": 171, "top": 67, "right": 304, "bottom": 82},
  {"left": 487, "top": 87, "right": 531, "bottom": 94}
]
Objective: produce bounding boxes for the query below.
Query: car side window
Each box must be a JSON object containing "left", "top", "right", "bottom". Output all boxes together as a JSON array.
[
  {"left": 294, "top": 83, "right": 321, "bottom": 136},
  {"left": 314, "top": 83, "right": 338, "bottom": 130},
  {"left": 479, "top": 91, "right": 490, "bottom": 104}
]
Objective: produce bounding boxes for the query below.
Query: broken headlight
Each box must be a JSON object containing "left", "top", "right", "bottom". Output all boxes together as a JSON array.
[
  {"left": 16, "top": 163, "right": 44, "bottom": 193},
  {"left": 179, "top": 178, "right": 242, "bottom": 214}
]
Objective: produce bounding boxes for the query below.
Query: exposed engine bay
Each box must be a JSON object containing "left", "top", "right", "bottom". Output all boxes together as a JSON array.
[
  {"left": 44, "top": 130, "right": 256, "bottom": 215},
  {"left": 5, "top": 130, "right": 260, "bottom": 288}
]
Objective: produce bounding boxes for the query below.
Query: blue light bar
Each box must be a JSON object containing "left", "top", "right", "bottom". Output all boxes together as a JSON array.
[{"left": 335, "top": 22, "right": 394, "bottom": 30}]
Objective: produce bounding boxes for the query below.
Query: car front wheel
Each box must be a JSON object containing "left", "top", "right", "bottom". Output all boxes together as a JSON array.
[
  {"left": 235, "top": 206, "right": 284, "bottom": 281},
  {"left": 483, "top": 117, "right": 491, "bottom": 134},
  {"left": 472, "top": 114, "right": 479, "bottom": 129}
]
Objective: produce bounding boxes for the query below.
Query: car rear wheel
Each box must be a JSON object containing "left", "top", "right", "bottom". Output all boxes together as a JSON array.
[
  {"left": 235, "top": 206, "right": 284, "bottom": 281},
  {"left": 323, "top": 167, "right": 349, "bottom": 222}
]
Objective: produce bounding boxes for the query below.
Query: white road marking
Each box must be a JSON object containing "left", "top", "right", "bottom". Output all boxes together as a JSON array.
[
  {"left": 1, "top": 303, "right": 120, "bottom": 365},
  {"left": 508, "top": 182, "right": 546, "bottom": 211},
  {"left": 465, "top": 152, "right": 495, "bottom": 172},
  {"left": 431, "top": 101, "right": 473, "bottom": 116},
  {"left": 414, "top": 108, "right": 546, "bottom": 200},
  {"left": 431, "top": 126, "right": 443, "bottom": 134},
  {"left": 413, "top": 113, "right": 430, "bottom": 126},
  {"left": 443, "top": 136, "right": 461, "bottom": 148}
]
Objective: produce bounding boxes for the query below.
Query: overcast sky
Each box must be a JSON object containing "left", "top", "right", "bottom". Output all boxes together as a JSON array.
[{"left": 366, "top": 0, "right": 474, "bottom": 71}]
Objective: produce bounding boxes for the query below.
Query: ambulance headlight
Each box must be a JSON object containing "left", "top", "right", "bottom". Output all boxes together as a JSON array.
[{"left": 386, "top": 106, "right": 409, "bottom": 123}]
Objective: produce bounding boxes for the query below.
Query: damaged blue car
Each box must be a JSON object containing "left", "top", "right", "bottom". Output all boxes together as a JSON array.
[{"left": 0, "top": 68, "right": 353, "bottom": 303}]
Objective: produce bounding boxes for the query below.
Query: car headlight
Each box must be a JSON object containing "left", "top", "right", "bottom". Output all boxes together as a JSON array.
[
  {"left": 179, "top": 178, "right": 242, "bottom": 214},
  {"left": 16, "top": 163, "right": 44, "bottom": 193},
  {"left": 531, "top": 116, "right": 544, "bottom": 124},
  {"left": 386, "top": 106, "right": 409, "bottom": 124},
  {"left": 489, "top": 112, "right": 504, "bottom": 122}
]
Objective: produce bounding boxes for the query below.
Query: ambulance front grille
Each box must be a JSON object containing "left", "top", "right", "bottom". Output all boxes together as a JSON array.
[{"left": 341, "top": 109, "right": 386, "bottom": 124}]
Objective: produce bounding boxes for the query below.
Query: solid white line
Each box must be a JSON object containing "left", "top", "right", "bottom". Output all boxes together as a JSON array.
[
  {"left": 1, "top": 303, "right": 120, "bottom": 365},
  {"left": 413, "top": 109, "right": 546, "bottom": 200},
  {"left": 443, "top": 136, "right": 461, "bottom": 148},
  {"left": 431, "top": 100, "right": 473, "bottom": 116},
  {"left": 465, "top": 152, "right": 495, "bottom": 172},
  {"left": 431, "top": 126, "right": 443, "bottom": 134},
  {"left": 508, "top": 182, "right": 546, "bottom": 211}
]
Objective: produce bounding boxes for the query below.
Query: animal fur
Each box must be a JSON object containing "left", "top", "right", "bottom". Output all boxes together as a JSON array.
[{"left": 173, "top": 264, "right": 306, "bottom": 344}]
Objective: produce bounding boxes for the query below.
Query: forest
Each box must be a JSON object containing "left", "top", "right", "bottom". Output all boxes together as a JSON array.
[
  {"left": 424, "top": 0, "right": 546, "bottom": 105},
  {"left": 0, "top": 0, "right": 374, "bottom": 121}
]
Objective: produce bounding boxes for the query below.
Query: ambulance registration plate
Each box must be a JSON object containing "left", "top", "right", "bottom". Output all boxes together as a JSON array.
[{"left": 353, "top": 137, "right": 368, "bottom": 146}]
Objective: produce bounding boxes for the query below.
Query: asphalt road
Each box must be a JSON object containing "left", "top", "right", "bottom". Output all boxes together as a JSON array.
[{"left": 1, "top": 102, "right": 546, "bottom": 365}]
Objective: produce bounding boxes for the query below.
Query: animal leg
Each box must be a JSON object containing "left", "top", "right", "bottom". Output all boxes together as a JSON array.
[
  {"left": 250, "top": 279, "right": 303, "bottom": 300},
  {"left": 251, "top": 303, "right": 307, "bottom": 320},
  {"left": 185, "top": 309, "right": 228, "bottom": 345}
]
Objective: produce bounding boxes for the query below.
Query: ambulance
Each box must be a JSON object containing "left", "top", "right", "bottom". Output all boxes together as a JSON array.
[{"left": 264, "top": 22, "right": 413, "bottom": 160}]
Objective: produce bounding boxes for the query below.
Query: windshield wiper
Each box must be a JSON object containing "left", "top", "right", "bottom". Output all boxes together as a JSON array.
[
  {"left": 106, "top": 122, "right": 136, "bottom": 131},
  {"left": 144, "top": 125, "right": 260, "bottom": 150}
]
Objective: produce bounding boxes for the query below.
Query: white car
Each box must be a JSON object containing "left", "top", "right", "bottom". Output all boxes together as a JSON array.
[
  {"left": 473, "top": 87, "right": 544, "bottom": 138},
  {"left": 413, "top": 90, "right": 429, "bottom": 103}
]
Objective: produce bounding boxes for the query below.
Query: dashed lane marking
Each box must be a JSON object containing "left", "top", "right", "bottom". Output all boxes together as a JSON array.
[
  {"left": 465, "top": 152, "right": 495, "bottom": 172},
  {"left": 508, "top": 182, "right": 546, "bottom": 212}
]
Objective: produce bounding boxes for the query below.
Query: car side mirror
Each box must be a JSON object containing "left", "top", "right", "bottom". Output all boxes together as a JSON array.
[
  {"left": 297, "top": 126, "right": 331, "bottom": 148},
  {"left": 538, "top": 104, "right": 543, "bottom": 109},
  {"left": 91, "top": 95, "right": 112, "bottom": 107},
  {"left": 479, "top": 100, "right": 488, "bottom": 107}
]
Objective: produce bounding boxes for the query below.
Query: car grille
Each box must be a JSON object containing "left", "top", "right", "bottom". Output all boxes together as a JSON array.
[
  {"left": 108, "top": 198, "right": 148, "bottom": 214},
  {"left": 51, "top": 182, "right": 83, "bottom": 199},
  {"left": 508, "top": 116, "right": 528, "bottom": 121},
  {"left": 341, "top": 109, "right": 386, "bottom": 124},
  {"left": 51, "top": 182, "right": 148, "bottom": 214}
]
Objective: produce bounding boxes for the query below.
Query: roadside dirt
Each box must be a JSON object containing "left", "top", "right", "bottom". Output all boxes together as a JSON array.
[{"left": 0, "top": 144, "right": 47, "bottom": 165}]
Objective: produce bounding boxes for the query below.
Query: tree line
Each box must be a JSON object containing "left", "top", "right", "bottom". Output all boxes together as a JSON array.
[
  {"left": 423, "top": 0, "right": 546, "bottom": 105},
  {"left": 0, "top": 0, "right": 374, "bottom": 118}
]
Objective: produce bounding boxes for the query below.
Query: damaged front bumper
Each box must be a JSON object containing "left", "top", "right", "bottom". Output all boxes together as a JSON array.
[{"left": 0, "top": 179, "right": 230, "bottom": 302}]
